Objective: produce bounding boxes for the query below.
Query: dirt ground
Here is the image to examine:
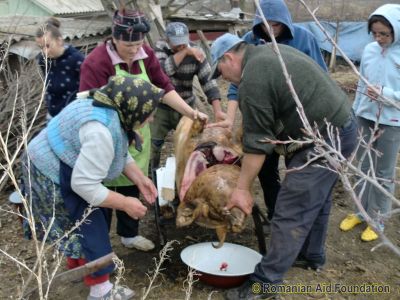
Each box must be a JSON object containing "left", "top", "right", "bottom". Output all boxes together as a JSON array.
[{"left": 1, "top": 70, "right": 400, "bottom": 300}]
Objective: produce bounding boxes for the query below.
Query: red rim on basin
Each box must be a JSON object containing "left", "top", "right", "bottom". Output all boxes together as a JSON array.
[{"left": 180, "top": 242, "right": 262, "bottom": 288}]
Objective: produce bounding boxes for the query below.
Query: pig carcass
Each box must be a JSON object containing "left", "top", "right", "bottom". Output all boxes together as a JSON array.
[{"left": 174, "top": 116, "right": 247, "bottom": 248}]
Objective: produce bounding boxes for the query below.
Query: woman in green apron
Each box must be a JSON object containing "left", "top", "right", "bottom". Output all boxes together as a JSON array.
[{"left": 79, "top": 8, "right": 208, "bottom": 251}]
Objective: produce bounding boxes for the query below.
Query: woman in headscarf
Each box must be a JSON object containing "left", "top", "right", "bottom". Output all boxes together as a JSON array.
[
  {"left": 22, "top": 76, "right": 164, "bottom": 300},
  {"left": 79, "top": 8, "right": 207, "bottom": 252}
]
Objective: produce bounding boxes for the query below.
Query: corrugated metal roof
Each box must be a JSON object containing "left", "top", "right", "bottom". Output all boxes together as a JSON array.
[
  {"left": 0, "top": 16, "right": 110, "bottom": 44},
  {"left": 9, "top": 40, "right": 41, "bottom": 60},
  {"left": 33, "top": 0, "right": 104, "bottom": 15}
]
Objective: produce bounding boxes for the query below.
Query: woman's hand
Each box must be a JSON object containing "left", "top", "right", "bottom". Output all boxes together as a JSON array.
[
  {"left": 366, "top": 85, "right": 382, "bottom": 100},
  {"left": 124, "top": 197, "right": 148, "bottom": 219},
  {"left": 100, "top": 190, "right": 152, "bottom": 219},
  {"left": 192, "top": 109, "right": 209, "bottom": 123},
  {"left": 162, "top": 91, "right": 209, "bottom": 123},
  {"left": 123, "top": 162, "right": 157, "bottom": 205},
  {"left": 135, "top": 176, "right": 157, "bottom": 205}
]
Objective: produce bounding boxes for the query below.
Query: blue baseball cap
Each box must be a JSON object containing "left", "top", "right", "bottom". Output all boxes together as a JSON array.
[
  {"left": 209, "top": 33, "right": 244, "bottom": 79},
  {"left": 165, "top": 22, "right": 189, "bottom": 46}
]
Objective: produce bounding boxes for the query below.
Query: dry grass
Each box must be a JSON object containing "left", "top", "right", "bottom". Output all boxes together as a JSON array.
[{"left": 330, "top": 65, "right": 359, "bottom": 95}]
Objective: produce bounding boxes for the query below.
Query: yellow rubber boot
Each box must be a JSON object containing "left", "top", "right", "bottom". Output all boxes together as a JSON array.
[
  {"left": 361, "top": 226, "right": 379, "bottom": 242},
  {"left": 339, "top": 214, "right": 362, "bottom": 231}
]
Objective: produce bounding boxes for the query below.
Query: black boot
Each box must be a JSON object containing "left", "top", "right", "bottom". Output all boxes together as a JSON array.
[
  {"left": 224, "top": 279, "right": 278, "bottom": 300},
  {"left": 292, "top": 254, "right": 325, "bottom": 271}
]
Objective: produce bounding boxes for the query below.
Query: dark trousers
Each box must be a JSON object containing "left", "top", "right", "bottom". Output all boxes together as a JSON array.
[
  {"left": 251, "top": 115, "right": 357, "bottom": 284},
  {"left": 108, "top": 185, "right": 140, "bottom": 238},
  {"left": 258, "top": 151, "right": 281, "bottom": 220},
  {"left": 60, "top": 161, "right": 114, "bottom": 277}
]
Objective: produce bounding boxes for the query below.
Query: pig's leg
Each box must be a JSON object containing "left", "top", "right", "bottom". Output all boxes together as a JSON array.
[
  {"left": 176, "top": 201, "right": 208, "bottom": 227},
  {"left": 188, "top": 202, "right": 209, "bottom": 222},
  {"left": 212, "top": 226, "right": 227, "bottom": 249},
  {"left": 176, "top": 202, "right": 195, "bottom": 227}
]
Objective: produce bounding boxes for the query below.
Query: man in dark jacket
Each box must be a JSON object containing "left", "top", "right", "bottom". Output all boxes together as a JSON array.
[
  {"left": 215, "top": 0, "right": 327, "bottom": 223},
  {"left": 209, "top": 33, "right": 356, "bottom": 300}
]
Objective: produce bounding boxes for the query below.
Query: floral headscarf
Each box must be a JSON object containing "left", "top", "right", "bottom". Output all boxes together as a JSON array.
[{"left": 93, "top": 76, "right": 164, "bottom": 150}]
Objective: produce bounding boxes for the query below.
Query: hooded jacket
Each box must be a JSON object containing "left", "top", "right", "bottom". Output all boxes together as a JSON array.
[
  {"left": 243, "top": 0, "right": 327, "bottom": 70},
  {"left": 227, "top": 0, "right": 327, "bottom": 100},
  {"left": 352, "top": 4, "right": 400, "bottom": 126}
]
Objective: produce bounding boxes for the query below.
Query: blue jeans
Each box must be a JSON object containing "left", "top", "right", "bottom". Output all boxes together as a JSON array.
[
  {"left": 355, "top": 117, "right": 400, "bottom": 224},
  {"left": 251, "top": 114, "right": 357, "bottom": 284}
]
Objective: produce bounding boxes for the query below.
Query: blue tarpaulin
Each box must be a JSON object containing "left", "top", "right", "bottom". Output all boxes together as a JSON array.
[{"left": 296, "top": 21, "right": 374, "bottom": 62}]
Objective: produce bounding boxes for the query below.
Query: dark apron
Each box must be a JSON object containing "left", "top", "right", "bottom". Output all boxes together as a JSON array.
[{"left": 60, "top": 161, "right": 114, "bottom": 277}]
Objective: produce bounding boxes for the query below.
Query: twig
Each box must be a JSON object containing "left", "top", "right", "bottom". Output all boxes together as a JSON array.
[
  {"left": 183, "top": 266, "right": 199, "bottom": 300},
  {"left": 141, "top": 240, "right": 178, "bottom": 299}
]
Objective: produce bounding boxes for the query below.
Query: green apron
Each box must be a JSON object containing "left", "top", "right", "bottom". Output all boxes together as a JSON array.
[{"left": 104, "top": 60, "right": 151, "bottom": 186}]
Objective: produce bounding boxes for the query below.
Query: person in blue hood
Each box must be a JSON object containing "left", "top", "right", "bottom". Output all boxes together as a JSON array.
[
  {"left": 209, "top": 0, "right": 327, "bottom": 236},
  {"left": 241, "top": 0, "right": 327, "bottom": 68},
  {"left": 339, "top": 4, "right": 400, "bottom": 242}
]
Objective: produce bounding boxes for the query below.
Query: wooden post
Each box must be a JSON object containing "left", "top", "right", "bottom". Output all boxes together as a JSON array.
[
  {"left": 329, "top": 19, "right": 340, "bottom": 73},
  {"left": 196, "top": 30, "right": 211, "bottom": 63}
]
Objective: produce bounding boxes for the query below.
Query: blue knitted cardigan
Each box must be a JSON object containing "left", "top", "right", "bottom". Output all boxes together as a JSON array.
[{"left": 28, "top": 99, "right": 128, "bottom": 184}]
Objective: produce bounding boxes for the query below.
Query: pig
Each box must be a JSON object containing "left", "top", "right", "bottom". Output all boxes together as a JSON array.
[{"left": 174, "top": 116, "right": 247, "bottom": 248}]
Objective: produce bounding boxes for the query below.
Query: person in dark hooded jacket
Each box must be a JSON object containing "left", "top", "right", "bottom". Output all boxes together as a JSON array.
[
  {"left": 209, "top": 0, "right": 327, "bottom": 227},
  {"left": 240, "top": 0, "right": 327, "bottom": 69}
]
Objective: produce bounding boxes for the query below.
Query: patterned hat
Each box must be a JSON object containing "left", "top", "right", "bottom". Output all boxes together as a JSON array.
[
  {"left": 112, "top": 9, "right": 151, "bottom": 42},
  {"left": 165, "top": 22, "right": 189, "bottom": 46},
  {"left": 93, "top": 76, "right": 164, "bottom": 150}
]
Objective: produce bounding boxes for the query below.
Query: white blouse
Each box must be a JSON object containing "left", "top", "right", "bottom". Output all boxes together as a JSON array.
[{"left": 70, "top": 121, "right": 134, "bottom": 206}]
